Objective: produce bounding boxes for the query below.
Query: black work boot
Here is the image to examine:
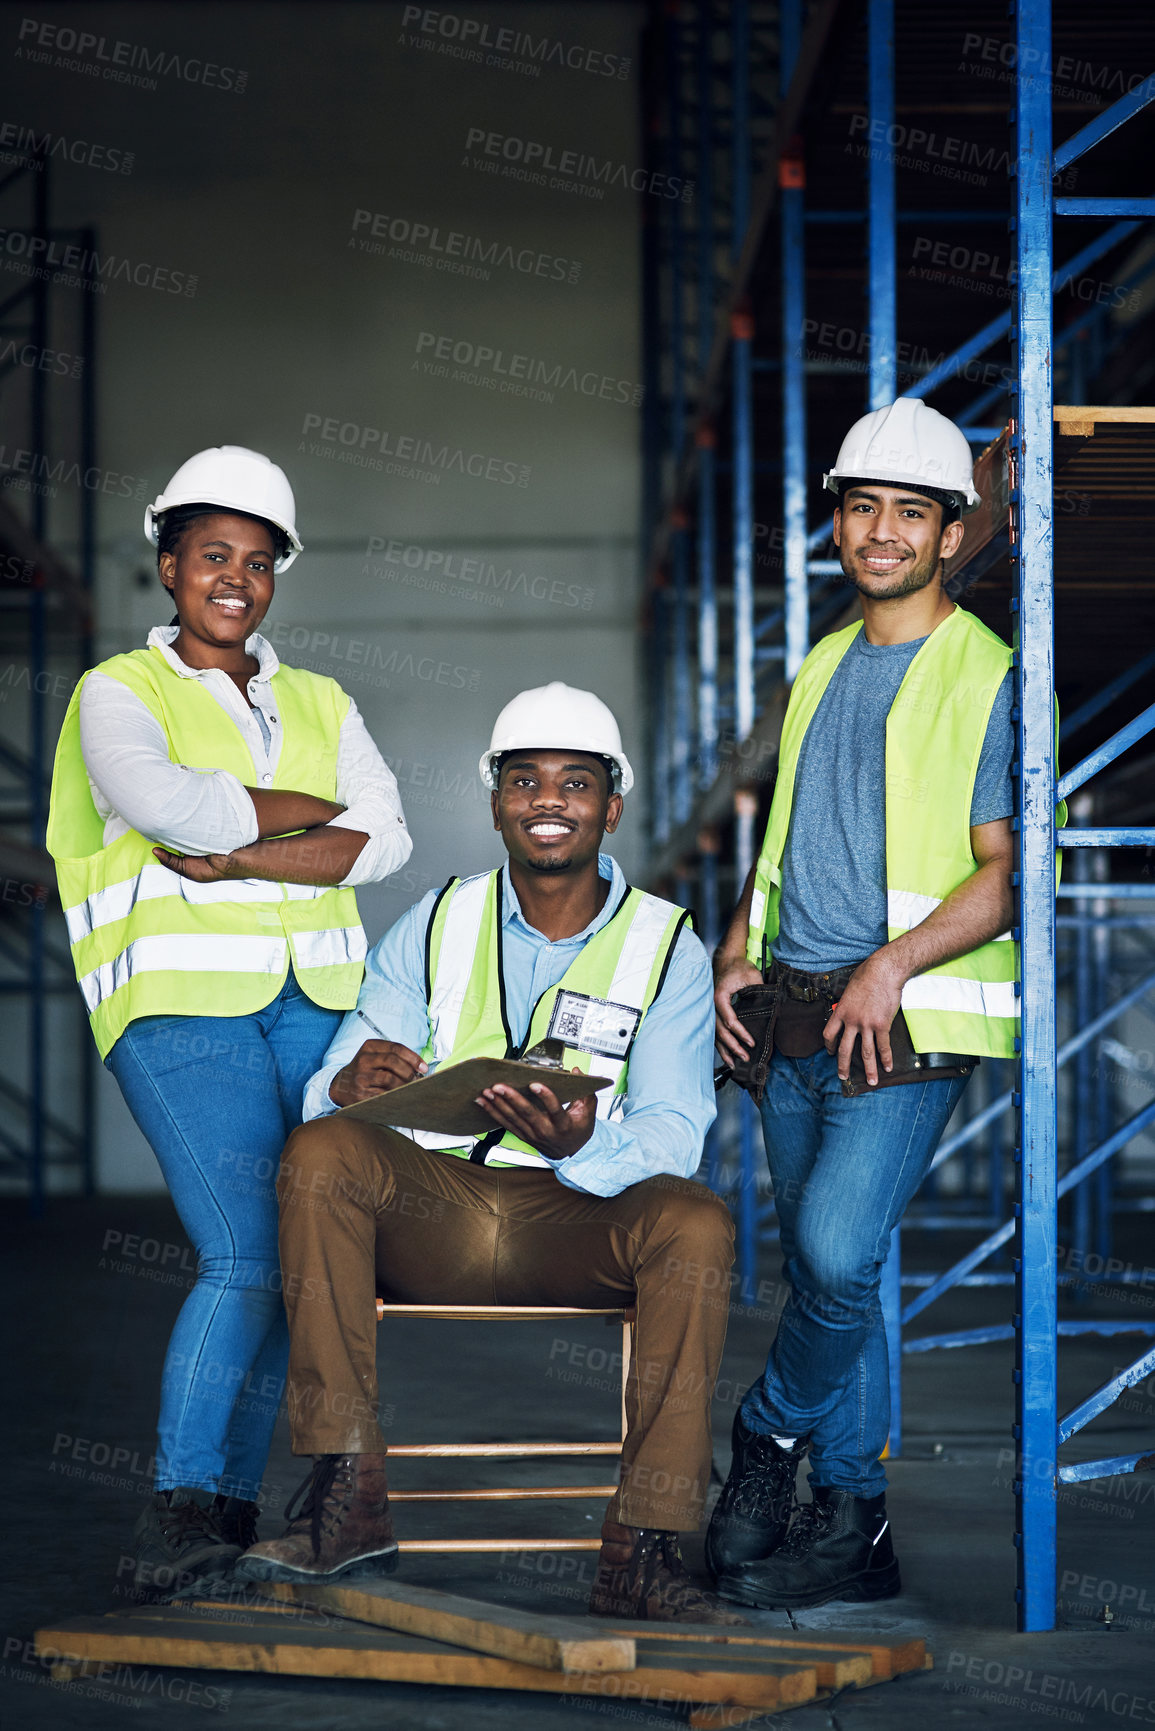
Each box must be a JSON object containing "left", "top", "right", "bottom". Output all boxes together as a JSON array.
[
  {"left": 131, "top": 1489, "right": 242, "bottom": 1594},
  {"left": 716, "top": 1486, "right": 900, "bottom": 1610},
  {"left": 705, "top": 1411, "right": 809, "bottom": 1576},
  {"left": 215, "top": 1495, "right": 261, "bottom": 1552}
]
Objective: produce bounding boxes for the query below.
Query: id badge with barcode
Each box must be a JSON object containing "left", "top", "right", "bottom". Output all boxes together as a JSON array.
[{"left": 547, "top": 990, "right": 641, "bottom": 1060}]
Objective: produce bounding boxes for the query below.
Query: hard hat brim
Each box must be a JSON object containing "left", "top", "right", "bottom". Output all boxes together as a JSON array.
[
  {"left": 822, "top": 467, "right": 982, "bottom": 515},
  {"left": 479, "top": 748, "right": 634, "bottom": 797},
  {"left": 144, "top": 498, "right": 304, "bottom": 571}
]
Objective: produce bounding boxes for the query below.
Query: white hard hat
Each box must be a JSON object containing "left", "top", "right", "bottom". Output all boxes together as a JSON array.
[
  {"left": 479, "top": 682, "right": 634, "bottom": 795},
  {"left": 144, "top": 446, "right": 303, "bottom": 571},
  {"left": 823, "top": 397, "right": 981, "bottom": 515}
]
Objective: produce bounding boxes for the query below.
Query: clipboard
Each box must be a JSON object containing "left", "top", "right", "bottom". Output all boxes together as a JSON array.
[{"left": 336, "top": 1058, "right": 611, "bottom": 1137}]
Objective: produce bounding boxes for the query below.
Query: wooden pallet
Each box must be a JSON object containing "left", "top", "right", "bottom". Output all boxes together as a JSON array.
[{"left": 35, "top": 1584, "right": 929, "bottom": 1721}]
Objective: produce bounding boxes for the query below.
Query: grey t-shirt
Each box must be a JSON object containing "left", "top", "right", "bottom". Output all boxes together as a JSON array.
[{"left": 773, "top": 631, "right": 1014, "bottom": 972}]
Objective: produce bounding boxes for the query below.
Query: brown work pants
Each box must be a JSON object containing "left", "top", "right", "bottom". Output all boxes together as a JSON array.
[{"left": 276, "top": 1117, "right": 735, "bottom": 1531}]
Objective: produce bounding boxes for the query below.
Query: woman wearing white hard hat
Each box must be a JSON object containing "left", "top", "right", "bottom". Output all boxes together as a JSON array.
[{"left": 47, "top": 446, "right": 413, "bottom": 1590}]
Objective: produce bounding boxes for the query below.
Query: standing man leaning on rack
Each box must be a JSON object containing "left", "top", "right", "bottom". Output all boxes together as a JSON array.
[
  {"left": 708, "top": 398, "right": 1028, "bottom": 1611},
  {"left": 237, "top": 683, "right": 743, "bottom": 1625}
]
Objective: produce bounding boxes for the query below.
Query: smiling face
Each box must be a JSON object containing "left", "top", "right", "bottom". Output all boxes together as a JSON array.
[
  {"left": 158, "top": 510, "right": 277, "bottom": 650},
  {"left": 492, "top": 750, "right": 622, "bottom": 876},
  {"left": 833, "top": 484, "right": 965, "bottom": 601}
]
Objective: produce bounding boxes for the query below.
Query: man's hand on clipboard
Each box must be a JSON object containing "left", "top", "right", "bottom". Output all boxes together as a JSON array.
[
  {"left": 329, "top": 1040, "right": 427, "bottom": 1107},
  {"left": 474, "top": 1070, "right": 597, "bottom": 1160}
]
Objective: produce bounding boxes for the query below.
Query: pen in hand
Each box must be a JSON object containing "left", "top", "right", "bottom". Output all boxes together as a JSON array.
[{"left": 356, "top": 1008, "right": 432, "bottom": 1075}]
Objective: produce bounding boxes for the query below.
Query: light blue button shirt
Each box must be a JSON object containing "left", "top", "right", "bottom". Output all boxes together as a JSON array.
[{"left": 302, "top": 854, "right": 717, "bottom": 1198}]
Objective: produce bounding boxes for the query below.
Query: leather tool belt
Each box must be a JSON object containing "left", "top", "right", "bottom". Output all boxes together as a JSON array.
[{"left": 723, "top": 958, "right": 977, "bottom": 1104}]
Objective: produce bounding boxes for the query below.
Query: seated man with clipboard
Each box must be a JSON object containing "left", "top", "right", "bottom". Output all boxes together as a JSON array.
[{"left": 238, "top": 683, "right": 740, "bottom": 1624}]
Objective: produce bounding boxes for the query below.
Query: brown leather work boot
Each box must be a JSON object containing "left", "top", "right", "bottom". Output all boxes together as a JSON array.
[
  {"left": 588, "top": 1519, "right": 748, "bottom": 1624},
  {"left": 234, "top": 1454, "right": 397, "bottom": 1584}
]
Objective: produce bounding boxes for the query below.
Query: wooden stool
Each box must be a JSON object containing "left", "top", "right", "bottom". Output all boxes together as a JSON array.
[{"left": 374, "top": 1301, "right": 635, "bottom": 1554}]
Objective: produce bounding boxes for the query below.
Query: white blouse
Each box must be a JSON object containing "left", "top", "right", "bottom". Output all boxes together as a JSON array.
[{"left": 78, "top": 627, "right": 412, "bottom": 889}]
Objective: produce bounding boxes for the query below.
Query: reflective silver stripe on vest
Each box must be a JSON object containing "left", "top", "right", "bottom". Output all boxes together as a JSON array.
[
  {"left": 292, "top": 925, "right": 367, "bottom": 970},
  {"left": 78, "top": 933, "right": 287, "bottom": 1012},
  {"left": 887, "top": 888, "right": 1012, "bottom": 948},
  {"left": 900, "top": 973, "right": 1017, "bottom": 1020},
  {"left": 426, "top": 873, "right": 491, "bottom": 1065},
  {"left": 581, "top": 895, "right": 680, "bottom": 1121},
  {"left": 64, "top": 862, "right": 327, "bottom": 945}
]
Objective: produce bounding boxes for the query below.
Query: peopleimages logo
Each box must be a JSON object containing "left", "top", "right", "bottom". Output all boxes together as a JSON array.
[
  {"left": 0, "top": 119, "right": 133, "bottom": 174},
  {"left": 463, "top": 127, "right": 693, "bottom": 202},
  {"left": 15, "top": 17, "right": 248, "bottom": 93},
  {"left": 399, "top": 5, "right": 631, "bottom": 79},
  {"left": 350, "top": 209, "right": 581, "bottom": 285}
]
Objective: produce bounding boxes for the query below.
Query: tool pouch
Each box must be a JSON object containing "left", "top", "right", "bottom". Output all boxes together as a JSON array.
[{"left": 724, "top": 982, "right": 780, "bottom": 1105}]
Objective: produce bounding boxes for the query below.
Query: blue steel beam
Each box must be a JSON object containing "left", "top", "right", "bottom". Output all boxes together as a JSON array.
[
  {"left": 1058, "top": 828, "right": 1155, "bottom": 847},
  {"left": 867, "top": 0, "right": 896, "bottom": 407},
  {"left": 1053, "top": 198, "right": 1155, "bottom": 218},
  {"left": 695, "top": 0, "right": 718, "bottom": 793},
  {"left": 909, "top": 222, "right": 1139, "bottom": 401},
  {"left": 1013, "top": 0, "right": 1059, "bottom": 1629},
  {"left": 905, "top": 1322, "right": 1155, "bottom": 1353},
  {"left": 1059, "top": 1454, "right": 1155, "bottom": 1484},
  {"left": 731, "top": 0, "right": 755, "bottom": 743},
  {"left": 1059, "top": 649, "right": 1155, "bottom": 741},
  {"left": 780, "top": 0, "right": 808, "bottom": 683},
  {"left": 666, "top": 13, "right": 691, "bottom": 827},
  {"left": 904, "top": 1099, "right": 1155, "bottom": 1327},
  {"left": 1053, "top": 76, "right": 1155, "bottom": 171},
  {"left": 1056, "top": 702, "right": 1155, "bottom": 801},
  {"left": 866, "top": 0, "right": 900, "bottom": 1457},
  {"left": 1059, "top": 1345, "right": 1155, "bottom": 1445}
]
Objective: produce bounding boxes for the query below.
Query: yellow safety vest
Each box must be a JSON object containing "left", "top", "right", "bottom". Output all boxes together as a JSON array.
[
  {"left": 747, "top": 606, "right": 1056, "bottom": 1059},
  {"left": 47, "top": 644, "right": 366, "bottom": 1058},
  {"left": 405, "top": 868, "right": 690, "bottom": 1168}
]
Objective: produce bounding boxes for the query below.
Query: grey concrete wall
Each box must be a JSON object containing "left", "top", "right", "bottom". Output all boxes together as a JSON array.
[{"left": 0, "top": 1, "right": 647, "bottom": 1188}]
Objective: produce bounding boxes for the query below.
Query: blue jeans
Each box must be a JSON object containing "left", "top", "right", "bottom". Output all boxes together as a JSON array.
[
  {"left": 741, "top": 1048, "right": 970, "bottom": 1498},
  {"left": 106, "top": 973, "right": 342, "bottom": 1499}
]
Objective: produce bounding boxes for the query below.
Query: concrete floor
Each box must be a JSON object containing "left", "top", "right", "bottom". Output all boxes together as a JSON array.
[{"left": 4, "top": 1194, "right": 1155, "bottom": 1730}]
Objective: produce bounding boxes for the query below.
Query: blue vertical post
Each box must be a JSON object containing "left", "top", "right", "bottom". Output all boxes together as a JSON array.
[
  {"left": 880, "top": 1229, "right": 902, "bottom": 1458},
  {"left": 696, "top": 430, "right": 718, "bottom": 790},
  {"left": 652, "top": 589, "right": 671, "bottom": 846},
  {"left": 696, "top": 0, "right": 718, "bottom": 790},
  {"left": 1012, "top": 0, "right": 1058, "bottom": 1634},
  {"left": 28, "top": 152, "right": 48, "bottom": 1217},
  {"left": 735, "top": 789, "right": 759, "bottom": 1296},
  {"left": 780, "top": 0, "right": 809, "bottom": 681},
  {"left": 80, "top": 227, "right": 98, "bottom": 1195},
  {"left": 640, "top": 72, "right": 664, "bottom": 856},
  {"left": 1091, "top": 852, "right": 1113, "bottom": 1267},
  {"left": 667, "top": 11, "right": 691, "bottom": 823},
  {"left": 1070, "top": 795, "right": 1093, "bottom": 1287},
  {"left": 700, "top": 830, "right": 724, "bottom": 1194},
  {"left": 731, "top": 0, "right": 755, "bottom": 743},
  {"left": 868, "top": 0, "right": 902, "bottom": 1447},
  {"left": 868, "top": 0, "right": 896, "bottom": 409}
]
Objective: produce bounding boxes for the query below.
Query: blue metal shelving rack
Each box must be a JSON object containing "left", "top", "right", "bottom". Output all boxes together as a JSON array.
[
  {"left": 641, "top": 0, "right": 1155, "bottom": 1630},
  {"left": 0, "top": 147, "right": 97, "bottom": 1210}
]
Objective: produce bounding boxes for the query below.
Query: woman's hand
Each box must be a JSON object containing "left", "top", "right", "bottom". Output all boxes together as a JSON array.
[
  {"left": 153, "top": 846, "right": 244, "bottom": 882},
  {"left": 475, "top": 1072, "right": 597, "bottom": 1160}
]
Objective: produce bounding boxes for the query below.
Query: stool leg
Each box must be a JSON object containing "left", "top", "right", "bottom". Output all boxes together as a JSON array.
[{"left": 620, "top": 1317, "right": 633, "bottom": 1445}]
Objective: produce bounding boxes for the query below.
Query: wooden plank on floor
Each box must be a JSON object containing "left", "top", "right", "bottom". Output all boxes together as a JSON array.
[
  {"left": 210, "top": 1578, "right": 637, "bottom": 1675},
  {"left": 608, "top": 1622, "right": 928, "bottom": 1682},
  {"left": 34, "top": 1608, "right": 817, "bottom": 1712}
]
